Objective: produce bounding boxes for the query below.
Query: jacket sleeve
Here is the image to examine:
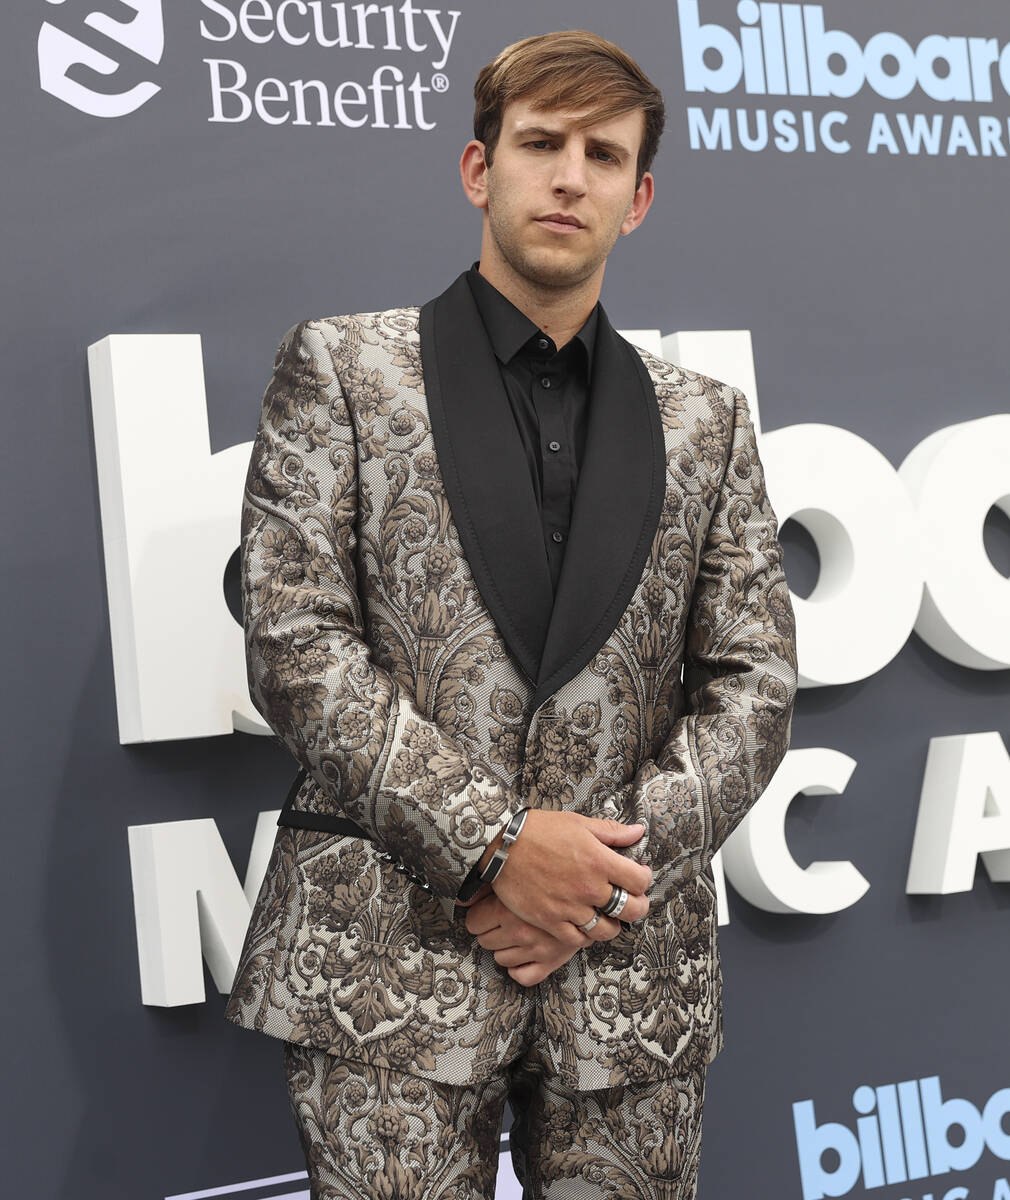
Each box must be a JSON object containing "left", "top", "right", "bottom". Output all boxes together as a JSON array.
[
  {"left": 241, "top": 320, "right": 521, "bottom": 901},
  {"left": 628, "top": 387, "right": 798, "bottom": 892}
]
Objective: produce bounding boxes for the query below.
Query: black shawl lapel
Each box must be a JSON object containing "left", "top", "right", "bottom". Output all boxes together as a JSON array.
[
  {"left": 420, "top": 273, "right": 554, "bottom": 684},
  {"left": 532, "top": 310, "right": 665, "bottom": 707}
]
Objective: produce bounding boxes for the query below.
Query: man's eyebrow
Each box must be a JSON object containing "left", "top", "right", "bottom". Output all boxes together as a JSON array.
[
  {"left": 512, "top": 125, "right": 631, "bottom": 157},
  {"left": 586, "top": 136, "right": 631, "bottom": 158},
  {"left": 512, "top": 125, "right": 565, "bottom": 141}
]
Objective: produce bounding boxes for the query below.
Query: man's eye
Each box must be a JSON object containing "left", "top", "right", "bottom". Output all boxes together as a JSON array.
[
  {"left": 593, "top": 150, "right": 617, "bottom": 163},
  {"left": 526, "top": 140, "right": 552, "bottom": 150}
]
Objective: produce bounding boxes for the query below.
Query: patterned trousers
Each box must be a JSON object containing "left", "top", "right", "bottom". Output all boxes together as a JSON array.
[{"left": 282, "top": 1002, "right": 707, "bottom": 1200}]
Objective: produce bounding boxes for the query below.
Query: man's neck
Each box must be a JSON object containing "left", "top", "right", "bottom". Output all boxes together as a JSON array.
[{"left": 477, "top": 256, "right": 602, "bottom": 349}]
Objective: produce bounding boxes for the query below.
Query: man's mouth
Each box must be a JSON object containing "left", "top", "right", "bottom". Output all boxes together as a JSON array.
[{"left": 535, "top": 214, "right": 585, "bottom": 234}]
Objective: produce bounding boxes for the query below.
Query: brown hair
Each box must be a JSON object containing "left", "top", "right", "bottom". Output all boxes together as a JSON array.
[{"left": 473, "top": 31, "right": 665, "bottom": 185}]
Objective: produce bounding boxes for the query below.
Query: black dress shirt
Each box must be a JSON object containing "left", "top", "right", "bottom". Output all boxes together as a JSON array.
[{"left": 466, "top": 264, "right": 598, "bottom": 596}]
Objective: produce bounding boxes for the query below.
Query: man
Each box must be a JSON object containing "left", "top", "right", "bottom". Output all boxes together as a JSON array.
[{"left": 226, "top": 29, "right": 797, "bottom": 1200}]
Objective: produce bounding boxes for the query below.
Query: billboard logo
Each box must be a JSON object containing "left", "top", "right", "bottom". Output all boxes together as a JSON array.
[
  {"left": 678, "top": 0, "right": 1010, "bottom": 102},
  {"left": 38, "top": 0, "right": 164, "bottom": 117},
  {"left": 676, "top": 0, "right": 1007, "bottom": 102},
  {"left": 793, "top": 1075, "right": 1010, "bottom": 1199},
  {"left": 678, "top": 1, "right": 1010, "bottom": 157}
]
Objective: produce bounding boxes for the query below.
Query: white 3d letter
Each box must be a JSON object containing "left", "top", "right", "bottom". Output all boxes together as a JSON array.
[
  {"left": 721, "top": 748, "right": 871, "bottom": 914},
  {"left": 906, "top": 732, "right": 1010, "bottom": 893},
  {"left": 901, "top": 415, "right": 1010, "bottom": 670},
  {"left": 88, "top": 334, "right": 268, "bottom": 741},
  {"left": 759, "top": 424, "right": 924, "bottom": 686},
  {"left": 129, "top": 812, "right": 280, "bottom": 1006},
  {"left": 710, "top": 848, "right": 730, "bottom": 926}
]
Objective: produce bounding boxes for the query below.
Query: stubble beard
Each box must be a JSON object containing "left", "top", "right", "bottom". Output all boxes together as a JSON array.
[{"left": 485, "top": 186, "right": 622, "bottom": 294}]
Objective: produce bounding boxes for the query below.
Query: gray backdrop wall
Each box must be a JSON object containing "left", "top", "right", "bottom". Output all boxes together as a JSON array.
[{"left": 4, "top": 1, "right": 1009, "bottom": 1197}]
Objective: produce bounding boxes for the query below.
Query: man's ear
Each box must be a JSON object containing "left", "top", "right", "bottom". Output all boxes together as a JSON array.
[
  {"left": 460, "top": 140, "right": 490, "bottom": 211},
  {"left": 621, "top": 171, "right": 655, "bottom": 236}
]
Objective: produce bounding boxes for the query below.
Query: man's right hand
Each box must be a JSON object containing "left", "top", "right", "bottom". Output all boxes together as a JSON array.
[{"left": 490, "top": 809, "right": 652, "bottom": 946}]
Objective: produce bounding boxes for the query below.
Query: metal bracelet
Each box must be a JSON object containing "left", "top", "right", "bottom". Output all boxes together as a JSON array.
[
  {"left": 501, "top": 805, "right": 530, "bottom": 849},
  {"left": 480, "top": 806, "right": 529, "bottom": 886},
  {"left": 456, "top": 806, "right": 529, "bottom": 904}
]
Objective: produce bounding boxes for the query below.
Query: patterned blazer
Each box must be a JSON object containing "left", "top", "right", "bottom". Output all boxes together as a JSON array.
[{"left": 224, "top": 271, "right": 798, "bottom": 1090}]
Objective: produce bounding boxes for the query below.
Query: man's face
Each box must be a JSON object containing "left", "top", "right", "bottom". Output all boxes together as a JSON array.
[{"left": 472, "top": 99, "right": 653, "bottom": 292}]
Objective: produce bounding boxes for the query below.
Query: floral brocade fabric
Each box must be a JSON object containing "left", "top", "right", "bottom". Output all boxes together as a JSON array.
[
  {"left": 283, "top": 1037, "right": 707, "bottom": 1199},
  {"left": 224, "top": 310, "right": 798, "bottom": 1090}
]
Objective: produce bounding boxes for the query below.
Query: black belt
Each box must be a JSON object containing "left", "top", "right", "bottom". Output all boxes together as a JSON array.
[{"left": 276, "top": 767, "right": 374, "bottom": 840}]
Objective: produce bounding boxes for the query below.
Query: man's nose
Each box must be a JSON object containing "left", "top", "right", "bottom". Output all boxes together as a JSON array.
[{"left": 550, "top": 144, "right": 588, "bottom": 197}]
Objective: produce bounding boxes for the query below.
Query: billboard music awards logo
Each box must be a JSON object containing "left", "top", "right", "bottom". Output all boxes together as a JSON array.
[
  {"left": 794, "top": 1075, "right": 1010, "bottom": 1200},
  {"left": 38, "top": 0, "right": 459, "bottom": 129},
  {"left": 678, "top": 0, "right": 1010, "bottom": 158}
]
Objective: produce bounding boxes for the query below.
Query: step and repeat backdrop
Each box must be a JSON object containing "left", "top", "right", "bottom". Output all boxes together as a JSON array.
[{"left": 4, "top": 1, "right": 1009, "bottom": 1197}]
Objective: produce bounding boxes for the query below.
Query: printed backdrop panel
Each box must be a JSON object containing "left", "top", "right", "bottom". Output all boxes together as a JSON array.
[{"left": 3, "top": 1, "right": 1009, "bottom": 1197}]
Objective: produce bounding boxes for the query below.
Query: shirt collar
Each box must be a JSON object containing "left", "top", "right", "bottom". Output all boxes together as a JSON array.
[{"left": 466, "top": 262, "right": 598, "bottom": 376}]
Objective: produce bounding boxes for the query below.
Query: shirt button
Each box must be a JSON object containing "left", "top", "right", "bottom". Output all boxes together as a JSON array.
[
  {"left": 552, "top": 530, "right": 564, "bottom": 543},
  {"left": 548, "top": 440, "right": 561, "bottom": 452},
  {"left": 540, "top": 377, "right": 551, "bottom": 389},
  {"left": 537, "top": 338, "right": 550, "bottom": 351}
]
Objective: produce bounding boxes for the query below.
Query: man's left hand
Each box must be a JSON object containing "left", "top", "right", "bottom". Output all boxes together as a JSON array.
[{"left": 464, "top": 893, "right": 587, "bottom": 986}]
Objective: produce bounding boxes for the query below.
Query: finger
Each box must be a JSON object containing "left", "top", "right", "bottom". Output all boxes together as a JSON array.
[
  {"left": 598, "top": 915, "right": 623, "bottom": 940},
  {"left": 553, "top": 920, "right": 591, "bottom": 948},
  {"left": 586, "top": 818, "right": 645, "bottom": 846},
  {"left": 465, "top": 910, "right": 501, "bottom": 936},
  {"left": 494, "top": 946, "right": 543, "bottom": 968},
  {"left": 619, "top": 891, "right": 650, "bottom": 923},
  {"left": 602, "top": 846, "right": 654, "bottom": 895},
  {"left": 476, "top": 929, "right": 509, "bottom": 951},
  {"left": 478, "top": 927, "right": 533, "bottom": 952},
  {"left": 592, "top": 887, "right": 650, "bottom": 924},
  {"left": 464, "top": 896, "right": 508, "bottom": 935},
  {"left": 474, "top": 909, "right": 536, "bottom": 946},
  {"left": 509, "top": 963, "right": 548, "bottom": 987},
  {"left": 572, "top": 912, "right": 622, "bottom": 942}
]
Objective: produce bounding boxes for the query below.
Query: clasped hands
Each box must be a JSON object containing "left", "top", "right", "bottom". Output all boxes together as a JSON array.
[{"left": 457, "top": 808, "right": 652, "bottom": 988}]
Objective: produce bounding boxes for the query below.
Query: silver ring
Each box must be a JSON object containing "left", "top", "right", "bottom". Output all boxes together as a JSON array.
[
  {"left": 577, "top": 912, "right": 601, "bottom": 933},
  {"left": 600, "top": 886, "right": 629, "bottom": 919}
]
